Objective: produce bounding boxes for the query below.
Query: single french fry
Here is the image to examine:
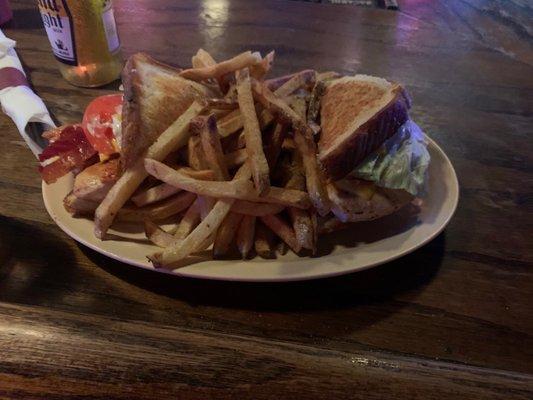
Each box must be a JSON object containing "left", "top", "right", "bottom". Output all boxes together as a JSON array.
[
  {"left": 187, "top": 132, "right": 208, "bottom": 171},
  {"left": 149, "top": 164, "right": 251, "bottom": 267},
  {"left": 94, "top": 102, "right": 204, "bottom": 238},
  {"left": 117, "top": 191, "right": 196, "bottom": 222},
  {"left": 252, "top": 82, "right": 330, "bottom": 216},
  {"left": 264, "top": 123, "right": 287, "bottom": 169},
  {"left": 254, "top": 221, "right": 276, "bottom": 259},
  {"left": 274, "top": 69, "right": 316, "bottom": 98},
  {"left": 174, "top": 197, "right": 202, "bottom": 239},
  {"left": 224, "top": 148, "right": 247, "bottom": 168},
  {"left": 192, "top": 48, "right": 217, "bottom": 68},
  {"left": 236, "top": 215, "right": 256, "bottom": 258},
  {"left": 236, "top": 67, "right": 270, "bottom": 195},
  {"left": 199, "top": 115, "right": 230, "bottom": 180},
  {"left": 231, "top": 200, "right": 284, "bottom": 216},
  {"left": 132, "top": 183, "right": 181, "bottom": 207},
  {"left": 260, "top": 214, "right": 301, "bottom": 254},
  {"left": 213, "top": 212, "right": 243, "bottom": 257},
  {"left": 144, "top": 220, "right": 177, "bottom": 248},
  {"left": 145, "top": 159, "right": 311, "bottom": 209},
  {"left": 132, "top": 169, "right": 213, "bottom": 207},
  {"left": 207, "top": 98, "right": 239, "bottom": 110},
  {"left": 285, "top": 156, "right": 315, "bottom": 251},
  {"left": 197, "top": 195, "right": 216, "bottom": 220},
  {"left": 250, "top": 50, "right": 275, "bottom": 80},
  {"left": 217, "top": 109, "right": 243, "bottom": 138},
  {"left": 180, "top": 51, "right": 261, "bottom": 81}
]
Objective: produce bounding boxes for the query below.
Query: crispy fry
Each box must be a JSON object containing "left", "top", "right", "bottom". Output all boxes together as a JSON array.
[
  {"left": 145, "top": 159, "right": 311, "bottom": 209},
  {"left": 236, "top": 67, "right": 270, "bottom": 195},
  {"left": 94, "top": 102, "right": 204, "bottom": 238},
  {"left": 149, "top": 164, "right": 251, "bottom": 267},
  {"left": 250, "top": 51, "right": 275, "bottom": 80},
  {"left": 132, "top": 168, "right": 213, "bottom": 207},
  {"left": 264, "top": 123, "right": 287, "bottom": 169},
  {"left": 274, "top": 69, "right": 316, "bottom": 98},
  {"left": 213, "top": 212, "right": 243, "bottom": 257},
  {"left": 231, "top": 200, "right": 284, "bottom": 216},
  {"left": 260, "top": 214, "right": 301, "bottom": 254},
  {"left": 236, "top": 215, "right": 256, "bottom": 258},
  {"left": 252, "top": 82, "right": 330, "bottom": 215},
  {"left": 191, "top": 48, "right": 217, "bottom": 68},
  {"left": 206, "top": 98, "right": 239, "bottom": 110},
  {"left": 132, "top": 183, "right": 181, "bottom": 207},
  {"left": 174, "top": 197, "right": 202, "bottom": 239},
  {"left": 224, "top": 148, "right": 247, "bottom": 168},
  {"left": 199, "top": 115, "right": 230, "bottom": 180},
  {"left": 180, "top": 51, "right": 261, "bottom": 81},
  {"left": 254, "top": 221, "right": 276, "bottom": 259},
  {"left": 217, "top": 109, "right": 243, "bottom": 138},
  {"left": 197, "top": 195, "right": 216, "bottom": 220},
  {"left": 187, "top": 134, "right": 208, "bottom": 170},
  {"left": 285, "top": 156, "right": 315, "bottom": 252},
  {"left": 144, "top": 220, "right": 177, "bottom": 248},
  {"left": 117, "top": 192, "right": 196, "bottom": 222}
]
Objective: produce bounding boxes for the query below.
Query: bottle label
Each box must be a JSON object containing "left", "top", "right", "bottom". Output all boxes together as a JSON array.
[
  {"left": 38, "top": 0, "right": 76, "bottom": 66},
  {"left": 102, "top": 0, "right": 120, "bottom": 53}
]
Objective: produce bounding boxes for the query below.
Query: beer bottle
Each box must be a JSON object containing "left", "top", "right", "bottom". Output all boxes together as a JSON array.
[{"left": 38, "top": 0, "right": 122, "bottom": 87}]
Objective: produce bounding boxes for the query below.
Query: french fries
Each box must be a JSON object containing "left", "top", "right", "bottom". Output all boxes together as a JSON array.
[
  {"left": 252, "top": 82, "right": 331, "bottom": 216},
  {"left": 94, "top": 101, "right": 204, "bottom": 238},
  {"left": 236, "top": 67, "right": 270, "bottom": 195},
  {"left": 236, "top": 215, "right": 256, "bottom": 258},
  {"left": 199, "top": 115, "right": 230, "bottom": 180},
  {"left": 145, "top": 159, "right": 311, "bottom": 209},
  {"left": 180, "top": 51, "right": 261, "bottom": 81},
  {"left": 224, "top": 148, "right": 247, "bottom": 168},
  {"left": 149, "top": 164, "right": 251, "bottom": 267},
  {"left": 174, "top": 197, "right": 201, "bottom": 239},
  {"left": 144, "top": 220, "right": 177, "bottom": 248},
  {"left": 254, "top": 221, "right": 275, "bottom": 259},
  {"left": 230, "top": 201, "right": 284, "bottom": 216},
  {"left": 83, "top": 49, "right": 358, "bottom": 268},
  {"left": 213, "top": 212, "right": 243, "bottom": 257},
  {"left": 260, "top": 214, "right": 301, "bottom": 254},
  {"left": 117, "top": 192, "right": 196, "bottom": 222}
]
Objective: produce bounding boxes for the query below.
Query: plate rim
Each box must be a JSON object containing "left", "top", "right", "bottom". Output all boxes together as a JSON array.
[{"left": 42, "top": 136, "right": 459, "bottom": 282}]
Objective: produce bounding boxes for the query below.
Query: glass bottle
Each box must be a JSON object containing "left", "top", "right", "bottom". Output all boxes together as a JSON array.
[{"left": 38, "top": 0, "right": 122, "bottom": 87}]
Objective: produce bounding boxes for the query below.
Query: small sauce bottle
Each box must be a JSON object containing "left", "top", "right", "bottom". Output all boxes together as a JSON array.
[{"left": 37, "top": 0, "right": 122, "bottom": 87}]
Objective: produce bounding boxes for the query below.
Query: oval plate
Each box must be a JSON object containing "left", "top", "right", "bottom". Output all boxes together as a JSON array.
[{"left": 42, "top": 137, "right": 458, "bottom": 282}]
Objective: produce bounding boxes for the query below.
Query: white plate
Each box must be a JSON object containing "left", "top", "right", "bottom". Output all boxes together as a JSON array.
[{"left": 42, "top": 137, "right": 458, "bottom": 282}]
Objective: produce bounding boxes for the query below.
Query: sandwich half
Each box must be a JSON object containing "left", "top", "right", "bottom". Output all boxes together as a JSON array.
[
  {"left": 318, "top": 75, "right": 430, "bottom": 225},
  {"left": 121, "top": 52, "right": 213, "bottom": 168}
]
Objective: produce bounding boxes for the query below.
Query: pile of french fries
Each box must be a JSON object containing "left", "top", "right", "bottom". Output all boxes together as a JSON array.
[{"left": 94, "top": 49, "right": 339, "bottom": 268}]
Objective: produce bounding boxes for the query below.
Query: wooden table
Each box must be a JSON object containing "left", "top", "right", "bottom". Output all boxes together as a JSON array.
[{"left": 1, "top": 1, "right": 532, "bottom": 398}]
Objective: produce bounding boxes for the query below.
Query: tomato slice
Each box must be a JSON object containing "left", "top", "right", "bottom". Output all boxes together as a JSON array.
[{"left": 82, "top": 94, "right": 122, "bottom": 155}]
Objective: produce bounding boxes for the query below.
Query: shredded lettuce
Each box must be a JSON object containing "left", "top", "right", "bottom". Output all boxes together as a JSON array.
[{"left": 350, "top": 120, "right": 430, "bottom": 196}]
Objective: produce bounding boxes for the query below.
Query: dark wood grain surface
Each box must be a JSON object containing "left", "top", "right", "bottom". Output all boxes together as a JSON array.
[{"left": 1, "top": 0, "right": 532, "bottom": 398}]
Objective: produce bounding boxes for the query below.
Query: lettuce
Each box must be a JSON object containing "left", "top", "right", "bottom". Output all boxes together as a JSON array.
[{"left": 350, "top": 120, "right": 430, "bottom": 196}]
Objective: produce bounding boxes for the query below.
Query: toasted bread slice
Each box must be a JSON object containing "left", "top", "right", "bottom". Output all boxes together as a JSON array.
[
  {"left": 121, "top": 53, "right": 212, "bottom": 168},
  {"left": 318, "top": 75, "right": 410, "bottom": 180}
]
